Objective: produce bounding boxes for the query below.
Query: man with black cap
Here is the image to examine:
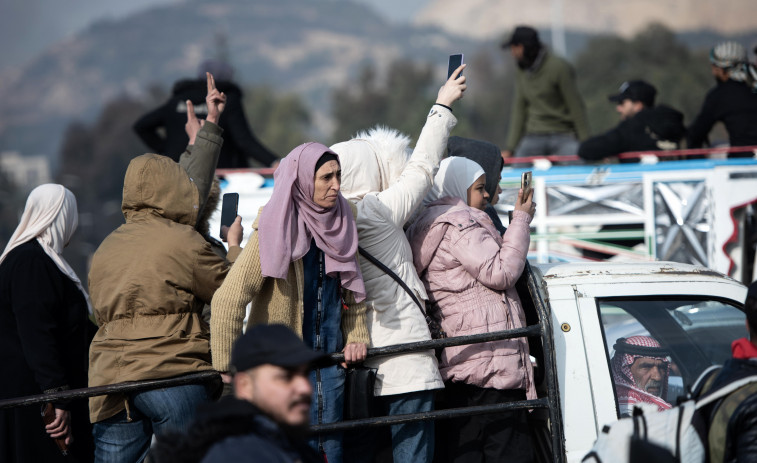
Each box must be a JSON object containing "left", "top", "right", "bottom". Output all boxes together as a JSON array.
[
  {"left": 688, "top": 41, "right": 757, "bottom": 153},
  {"left": 501, "top": 25, "right": 589, "bottom": 160},
  {"left": 150, "top": 324, "right": 325, "bottom": 462},
  {"left": 578, "top": 80, "right": 685, "bottom": 162}
]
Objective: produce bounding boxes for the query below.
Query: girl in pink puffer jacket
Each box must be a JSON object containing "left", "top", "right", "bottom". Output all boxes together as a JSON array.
[{"left": 406, "top": 156, "right": 536, "bottom": 462}]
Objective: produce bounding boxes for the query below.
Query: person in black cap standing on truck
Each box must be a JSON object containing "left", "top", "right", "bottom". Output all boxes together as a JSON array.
[
  {"left": 150, "top": 324, "right": 326, "bottom": 463},
  {"left": 578, "top": 80, "right": 685, "bottom": 162},
  {"left": 502, "top": 25, "right": 589, "bottom": 161}
]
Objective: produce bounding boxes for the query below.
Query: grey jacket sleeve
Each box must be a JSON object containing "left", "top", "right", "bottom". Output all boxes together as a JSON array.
[{"left": 179, "top": 122, "right": 224, "bottom": 216}]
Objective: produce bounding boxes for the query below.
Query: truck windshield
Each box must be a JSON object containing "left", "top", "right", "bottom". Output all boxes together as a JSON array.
[{"left": 597, "top": 297, "right": 746, "bottom": 418}]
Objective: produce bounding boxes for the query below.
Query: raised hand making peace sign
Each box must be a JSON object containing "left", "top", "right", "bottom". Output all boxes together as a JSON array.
[
  {"left": 185, "top": 72, "right": 227, "bottom": 145},
  {"left": 205, "top": 72, "right": 226, "bottom": 124}
]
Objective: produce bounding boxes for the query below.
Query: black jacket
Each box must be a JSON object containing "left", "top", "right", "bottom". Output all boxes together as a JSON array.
[
  {"left": 134, "top": 79, "right": 278, "bottom": 168},
  {"left": 150, "top": 396, "right": 322, "bottom": 463},
  {"left": 0, "top": 240, "right": 95, "bottom": 462},
  {"left": 687, "top": 79, "right": 757, "bottom": 152},
  {"left": 578, "top": 105, "right": 685, "bottom": 162},
  {"left": 706, "top": 357, "right": 757, "bottom": 462}
]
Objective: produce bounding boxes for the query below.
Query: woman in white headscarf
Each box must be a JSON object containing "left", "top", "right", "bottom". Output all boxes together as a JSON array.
[
  {"left": 0, "top": 184, "right": 95, "bottom": 462},
  {"left": 330, "top": 67, "right": 465, "bottom": 463},
  {"left": 406, "top": 157, "right": 536, "bottom": 463}
]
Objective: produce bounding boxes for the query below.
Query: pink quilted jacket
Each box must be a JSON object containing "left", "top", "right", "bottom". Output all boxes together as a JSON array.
[{"left": 407, "top": 196, "right": 535, "bottom": 399}]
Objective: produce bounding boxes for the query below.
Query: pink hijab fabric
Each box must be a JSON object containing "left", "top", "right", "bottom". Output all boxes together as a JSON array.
[{"left": 258, "top": 142, "right": 365, "bottom": 302}]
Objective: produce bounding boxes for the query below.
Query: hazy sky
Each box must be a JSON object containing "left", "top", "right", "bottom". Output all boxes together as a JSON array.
[{"left": 0, "top": 0, "right": 430, "bottom": 73}]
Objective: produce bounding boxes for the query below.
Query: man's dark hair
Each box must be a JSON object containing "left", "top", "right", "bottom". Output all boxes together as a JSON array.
[
  {"left": 746, "top": 295, "right": 757, "bottom": 335},
  {"left": 520, "top": 41, "right": 543, "bottom": 69}
]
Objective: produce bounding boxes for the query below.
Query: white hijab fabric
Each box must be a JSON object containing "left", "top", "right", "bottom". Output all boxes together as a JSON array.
[
  {"left": 0, "top": 184, "right": 92, "bottom": 314},
  {"left": 331, "top": 126, "right": 412, "bottom": 200},
  {"left": 424, "top": 156, "right": 485, "bottom": 205}
]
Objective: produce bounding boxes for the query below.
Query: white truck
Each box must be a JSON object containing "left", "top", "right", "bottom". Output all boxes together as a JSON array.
[{"left": 521, "top": 260, "right": 746, "bottom": 462}]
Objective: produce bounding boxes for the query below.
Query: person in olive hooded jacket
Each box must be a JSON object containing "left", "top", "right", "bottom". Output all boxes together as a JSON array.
[{"left": 87, "top": 74, "right": 242, "bottom": 463}]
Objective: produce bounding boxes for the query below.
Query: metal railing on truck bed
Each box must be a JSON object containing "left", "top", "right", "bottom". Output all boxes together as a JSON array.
[{"left": 0, "top": 264, "right": 565, "bottom": 462}]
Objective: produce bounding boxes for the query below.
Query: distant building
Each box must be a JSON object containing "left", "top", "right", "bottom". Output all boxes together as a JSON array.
[{"left": 0, "top": 151, "right": 51, "bottom": 189}]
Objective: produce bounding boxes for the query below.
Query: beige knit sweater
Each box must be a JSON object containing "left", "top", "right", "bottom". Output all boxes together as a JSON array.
[{"left": 210, "top": 208, "right": 370, "bottom": 371}]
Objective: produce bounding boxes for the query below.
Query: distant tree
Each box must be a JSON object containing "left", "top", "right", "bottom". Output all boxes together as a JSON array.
[
  {"left": 0, "top": 168, "right": 20, "bottom": 250},
  {"left": 242, "top": 86, "right": 312, "bottom": 156},
  {"left": 330, "top": 53, "right": 516, "bottom": 149},
  {"left": 451, "top": 47, "right": 516, "bottom": 148},
  {"left": 57, "top": 97, "right": 148, "bottom": 285},
  {"left": 331, "top": 59, "right": 436, "bottom": 143}
]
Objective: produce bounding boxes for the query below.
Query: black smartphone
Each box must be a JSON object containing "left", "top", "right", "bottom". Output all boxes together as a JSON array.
[
  {"left": 447, "top": 53, "right": 464, "bottom": 79},
  {"left": 219, "top": 192, "right": 239, "bottom": 240},
  {"left": 521, "top": 171, "right": 532, "bottom": 204}
]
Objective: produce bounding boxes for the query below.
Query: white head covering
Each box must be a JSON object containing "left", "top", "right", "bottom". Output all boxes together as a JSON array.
[
  {"left": 710, "top": 41, "right": 749, "bottom": 82},
  {"left": 0, "top": 184, "right": 92, "bottom": 314},
  {"left": 330, "top": 126, "right": 412, "bottom": 201},
  {"left": 425, "top": 156, "right": 485, "bottom": 205}
]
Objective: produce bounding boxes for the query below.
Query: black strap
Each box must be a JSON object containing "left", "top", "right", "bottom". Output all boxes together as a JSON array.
[{"left": 357, "top": 246, "right": 426, "bottom": 315}]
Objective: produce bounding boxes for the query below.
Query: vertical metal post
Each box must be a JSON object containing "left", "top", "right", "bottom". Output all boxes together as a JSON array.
[
  {"left": 526, "top": 264, "right": 566, "bottom": 462},
  {"left": 550, "top": 0, "right": 567, "bottom": 57}
]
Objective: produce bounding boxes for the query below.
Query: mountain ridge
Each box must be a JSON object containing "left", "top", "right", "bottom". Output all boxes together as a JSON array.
[
  {"left": 0, "top": 0, "right": 475, "bottom": 161},
  {"left": 415, "top": 0, "right": 756, "bottom": 40}
]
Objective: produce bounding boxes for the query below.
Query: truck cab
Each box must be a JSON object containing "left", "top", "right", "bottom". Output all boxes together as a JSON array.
[{"left": 521, "top": 261, "right": 748, "bottom": 462}]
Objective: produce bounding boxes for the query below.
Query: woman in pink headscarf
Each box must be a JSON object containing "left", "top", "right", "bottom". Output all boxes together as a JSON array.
[
  {"left": 211, "top": 142, "right": 369, "bottom": 462},
  {"left": 0, "top": 184, "right": 95, "bottom": 462}
]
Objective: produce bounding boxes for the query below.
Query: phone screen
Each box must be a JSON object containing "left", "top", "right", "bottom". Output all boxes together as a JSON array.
[
  {"left": 448, "top": 53, "right": 464, "bottom": 79},
  {"left": 219, "top": 193, "right": 239, "bottom": 239},
  {"left": 521, "top": 171, "right": 532, "bottom": 203}
]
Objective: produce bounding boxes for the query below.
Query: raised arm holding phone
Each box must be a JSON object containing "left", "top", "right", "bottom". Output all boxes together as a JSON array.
[{"left": 329, "top": 63, "right": 465, "bottom": 463}]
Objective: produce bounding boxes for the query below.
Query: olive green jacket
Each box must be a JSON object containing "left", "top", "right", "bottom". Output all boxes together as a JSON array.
[{"left": 505, "top": 50, "right": 590, "bottom": 151}]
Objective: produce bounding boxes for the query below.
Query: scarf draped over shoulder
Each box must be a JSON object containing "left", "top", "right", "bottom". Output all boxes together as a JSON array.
[{"left": 257, "top": 142, "right": 365, "bottom": 302}]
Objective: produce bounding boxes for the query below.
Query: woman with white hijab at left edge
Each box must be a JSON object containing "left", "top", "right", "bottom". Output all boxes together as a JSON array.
[
  {"left": 0, "top": 184, "right": 96, "bottom": 463},
  {"left": 330, "top": 64, "right": 466, "bottom": 463}
]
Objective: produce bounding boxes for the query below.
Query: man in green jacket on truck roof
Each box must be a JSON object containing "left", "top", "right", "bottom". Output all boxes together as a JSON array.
[{"left": 501, "top": 26, "right": 589, "bottom": 161}]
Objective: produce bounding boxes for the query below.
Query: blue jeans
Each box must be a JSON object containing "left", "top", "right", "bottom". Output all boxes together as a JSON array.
[
  {"left": 344, "top": 390, "right": 435, "bottom": 463},
  {"left": 385, "top": 390, "right": 435, "bottom": 462},
  {"left": 514, "top": 133, "right": 579, "bottom": 157},
  {"left": 93, "top": 384, "right": 208, "bottom": 463},
  {"left": 307, "top": 365, "right": 345, "bottom": 463}
]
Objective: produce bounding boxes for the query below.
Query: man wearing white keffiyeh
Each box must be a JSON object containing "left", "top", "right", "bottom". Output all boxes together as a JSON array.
[{"left": 610, "top": 335, "right": 672, "bottom": 417}]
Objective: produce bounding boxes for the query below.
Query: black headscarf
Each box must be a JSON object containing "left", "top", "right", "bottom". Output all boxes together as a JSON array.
[
  {"left": 448, "top": 136, "right": 507, "bottom": 234},
  {"left": 448, "top": 136, "right": 504, "bottom": 201}
]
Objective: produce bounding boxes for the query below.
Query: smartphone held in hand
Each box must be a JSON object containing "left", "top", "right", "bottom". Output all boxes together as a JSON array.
[
  {"left": 448, "top": 53, "right": 464, "bottom": 79},
  {"left": 219, "top": 193, "right": 239, "bottom": 240},
  {"left": 521, "top": 171, "right": 532, "bottom": 203}
]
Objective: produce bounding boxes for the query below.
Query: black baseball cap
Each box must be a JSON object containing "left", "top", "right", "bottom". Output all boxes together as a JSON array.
[
  {"left": 608, "top": 80, "right": 657, "bottom": 107},
  {"left": 501, "top": 26, "right": 540, "bottom": 48},
  {"left": 231, "top": 324, "right": 332, "bottom": 373}
]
